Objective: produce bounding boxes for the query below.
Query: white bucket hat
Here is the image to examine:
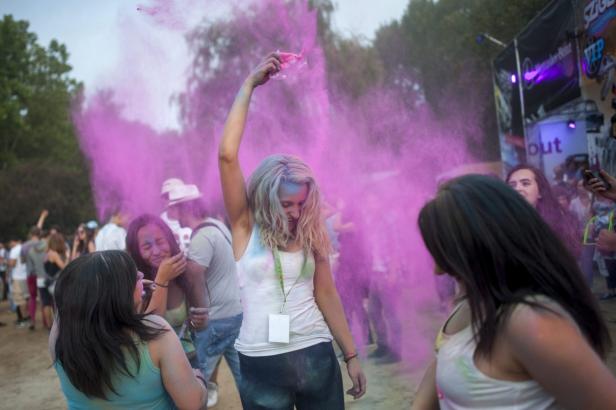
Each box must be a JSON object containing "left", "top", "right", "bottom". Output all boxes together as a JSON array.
[
  {"left": 167, "top": 183, "right": 203, "bottom": 207},
  {"left": 161, "top": 178, "right": 185, "bottom": 196}
]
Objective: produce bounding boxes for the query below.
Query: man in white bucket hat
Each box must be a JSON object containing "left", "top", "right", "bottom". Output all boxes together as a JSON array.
[
  {"left": 161, "top": 178, "right": 185, "bottom": 199},
  {"left": 167, "top": 182, "right": 243, "bottom": 407},
  {"left": 160, "top": 178, "right": 193, "bottom": 252}
]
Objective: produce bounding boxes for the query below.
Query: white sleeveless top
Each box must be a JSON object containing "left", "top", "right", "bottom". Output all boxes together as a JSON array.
[
  {"left": 235, "top": 226, "right": 333, "bottom": 356},
  {"left": 436, "top": 299, "right": 566, "bottom": 410}
]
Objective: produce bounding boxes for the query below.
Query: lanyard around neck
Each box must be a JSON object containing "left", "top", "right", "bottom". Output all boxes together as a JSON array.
[{"left": 272, "top": 248, "right": 310, "bottom": 313}]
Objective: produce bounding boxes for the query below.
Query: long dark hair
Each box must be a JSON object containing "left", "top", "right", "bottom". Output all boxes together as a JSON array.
[
  {"left": 506, "top": 164, "right": 581, "bottom": 256},
  {"left": 125, "top": 214, "right": 181, "bottom": 280},
  {"left": 53, "top": 251, "right": 166, "bottom": 399},
  {"left": 75, "top": 223, "right": 95, "bottom": 255},
  {"left": 418, "top": 174, "right": 610, "bottom": 358},
  {"left": 48, "top": 232, "right": 67, "bottom": 257}
]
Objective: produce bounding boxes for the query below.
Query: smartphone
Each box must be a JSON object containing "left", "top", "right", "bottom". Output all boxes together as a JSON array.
[{"left": 584, "top": 169, "right": 612, "bottom": 190}]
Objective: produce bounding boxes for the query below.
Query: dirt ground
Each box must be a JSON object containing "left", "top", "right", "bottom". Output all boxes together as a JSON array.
[{"left": 2, "top": 284, "right": 616, "bottom": 410}]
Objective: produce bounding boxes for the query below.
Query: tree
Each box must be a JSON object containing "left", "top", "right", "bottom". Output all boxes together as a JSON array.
[
  {"left": 0, "top": 15, "right": 94, "bottom": 240},
  {"left": 374, "top": 0, "right": 552, "bottom": 160},
  {"left": 0, "top": 15, "right": 83, "bottom": 169},
  {"left": 323, "top": 35, "right": 385, "bottom": 99}
]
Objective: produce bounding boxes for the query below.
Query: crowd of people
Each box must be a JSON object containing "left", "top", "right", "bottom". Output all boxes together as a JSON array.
[
  {"left": 505, "top": 163, "right": 616, "bottom": 301},
  {"left": 0, "top": 209, "right": 129, "bottom": 331},
  {"left": 3, "top": 52, "right": 616, "bottom": 409}
]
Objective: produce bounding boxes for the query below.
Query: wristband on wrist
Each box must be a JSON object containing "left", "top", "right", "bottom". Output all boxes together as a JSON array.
[
  {"left": 154, "top": 281, "right": 169, "bottom": 288},
  {"left": 195, "top": 374, "right": 207, "bottom": 388},
  {"left": 343, "top": 352, "right": 358, "bottom": 363}
]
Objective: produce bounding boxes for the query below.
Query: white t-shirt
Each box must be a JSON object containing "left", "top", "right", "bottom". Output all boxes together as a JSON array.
[
  {"left": 160, "top": 212, "right": 192, "bottom": 252},
  {"left": 188, "top": 218, "right": 241, "bottom": 320},
  {"left": 9, "top": 245, "right": 27, "bottom": 280},
  {"left": 95, "top": 223, "right": 127, "bottom": 251},
  {"left": 0, "top": 248, "right": 7, "bottom": 272}
]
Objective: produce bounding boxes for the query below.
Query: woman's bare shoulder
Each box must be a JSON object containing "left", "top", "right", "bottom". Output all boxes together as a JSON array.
[{"left": 505, "top": 298, "right": 579, "bottom": 350}]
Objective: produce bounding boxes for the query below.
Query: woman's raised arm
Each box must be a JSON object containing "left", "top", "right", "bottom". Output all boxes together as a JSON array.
[{"left": 218, "top": 53, "right": 280, "bottom": 256}]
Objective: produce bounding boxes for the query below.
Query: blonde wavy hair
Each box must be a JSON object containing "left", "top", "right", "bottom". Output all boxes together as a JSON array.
[{"left": 247, "top": 154, "right": 330, "bottom": 256}]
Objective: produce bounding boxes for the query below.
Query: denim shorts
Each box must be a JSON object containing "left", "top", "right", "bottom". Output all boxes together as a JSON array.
[{"left": 238, "top": 342, "right": 344, "bottom": 410}]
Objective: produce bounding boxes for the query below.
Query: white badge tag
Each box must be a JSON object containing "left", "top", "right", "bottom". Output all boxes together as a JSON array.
[{"left": 268, "top": 313, "right": 290, "bottom": 344}]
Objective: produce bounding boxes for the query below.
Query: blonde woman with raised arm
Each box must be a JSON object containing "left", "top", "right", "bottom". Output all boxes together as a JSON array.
[{"left": 218, "top": 52, "right": 367, "bottom": 409}]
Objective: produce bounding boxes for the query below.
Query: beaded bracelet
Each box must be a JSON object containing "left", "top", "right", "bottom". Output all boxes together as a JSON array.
[{"left": 154, "top": 281, "right": 169, "bottom": 288}]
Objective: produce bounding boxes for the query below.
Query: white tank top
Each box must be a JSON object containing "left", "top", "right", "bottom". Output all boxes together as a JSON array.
[
  {"left": 436, "top": 299, "right": 565, "bottom": 410},
  {"left": 235, "top": 226, "right": 332, "bottom": 356}
]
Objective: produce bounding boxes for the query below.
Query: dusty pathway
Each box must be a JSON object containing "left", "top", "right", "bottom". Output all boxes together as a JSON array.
[{"left": 2, "top": 287, "right": 616, "bottom": 410}]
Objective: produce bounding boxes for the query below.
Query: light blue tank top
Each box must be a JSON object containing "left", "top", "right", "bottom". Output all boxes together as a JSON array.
[{"left": 54, "top": 342, "right": 176, "bottom": 410}]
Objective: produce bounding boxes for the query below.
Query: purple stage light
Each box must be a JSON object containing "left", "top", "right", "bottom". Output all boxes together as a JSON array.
[
  {"left": 510, "top": 74, "right": 517, "bottom": 84},
  {"left": 567, "top": 120, "right": 576, "bottom": 129}
]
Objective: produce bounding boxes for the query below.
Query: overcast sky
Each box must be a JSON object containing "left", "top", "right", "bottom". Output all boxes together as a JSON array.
[{"left": 0, "top": 0, "right": 408, "bottom": 130}]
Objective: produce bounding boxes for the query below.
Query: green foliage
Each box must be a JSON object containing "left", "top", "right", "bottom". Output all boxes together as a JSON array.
[
  {"left": 0, "top": 3, "right": 557, "bottom": 238},
  {"left": 0, "top": 15, "right": 94, "bottom": 240},
  {"left": 0, "top": 161, "right": 96, "bottom": 240},
  {"left": 374, "top": 0, "right": 552, "bottom": 160},
  {"left": 323, "top": 36, "right": 385, "bottom": 99}
]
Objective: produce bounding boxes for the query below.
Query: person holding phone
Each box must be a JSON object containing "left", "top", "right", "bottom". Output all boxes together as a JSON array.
[
  {"left": 50, "top": 251, "right": 207, "bottom": 409},
  {"left": 585, "top": 169, "right": 616, "bottom": 202},
  {"left": 218, "top": 52, "right": 366, "bottom": 409},
  {"left": 582, "top": 168, "right": 616, "bottom": 299}
]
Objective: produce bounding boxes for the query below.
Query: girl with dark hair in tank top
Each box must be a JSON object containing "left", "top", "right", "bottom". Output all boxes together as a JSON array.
[
  {"left": 50, "top": 251, "right": 207, "bottom": 409},
  {"left": 412, "top": 175, "right": 616, "bottom": 409}
]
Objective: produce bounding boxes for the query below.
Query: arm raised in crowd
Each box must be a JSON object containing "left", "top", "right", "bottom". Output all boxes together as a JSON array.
[
  {"left": 36, "top": 209, "right": 49, "bottom": 230},
  {"left": 218, "top": 53, "right": 281, "bottom": 259}
]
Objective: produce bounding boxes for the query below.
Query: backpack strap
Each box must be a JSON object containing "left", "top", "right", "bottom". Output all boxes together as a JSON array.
[{"left": 191, "top": 221, "right": 232, "bottom": 246}]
